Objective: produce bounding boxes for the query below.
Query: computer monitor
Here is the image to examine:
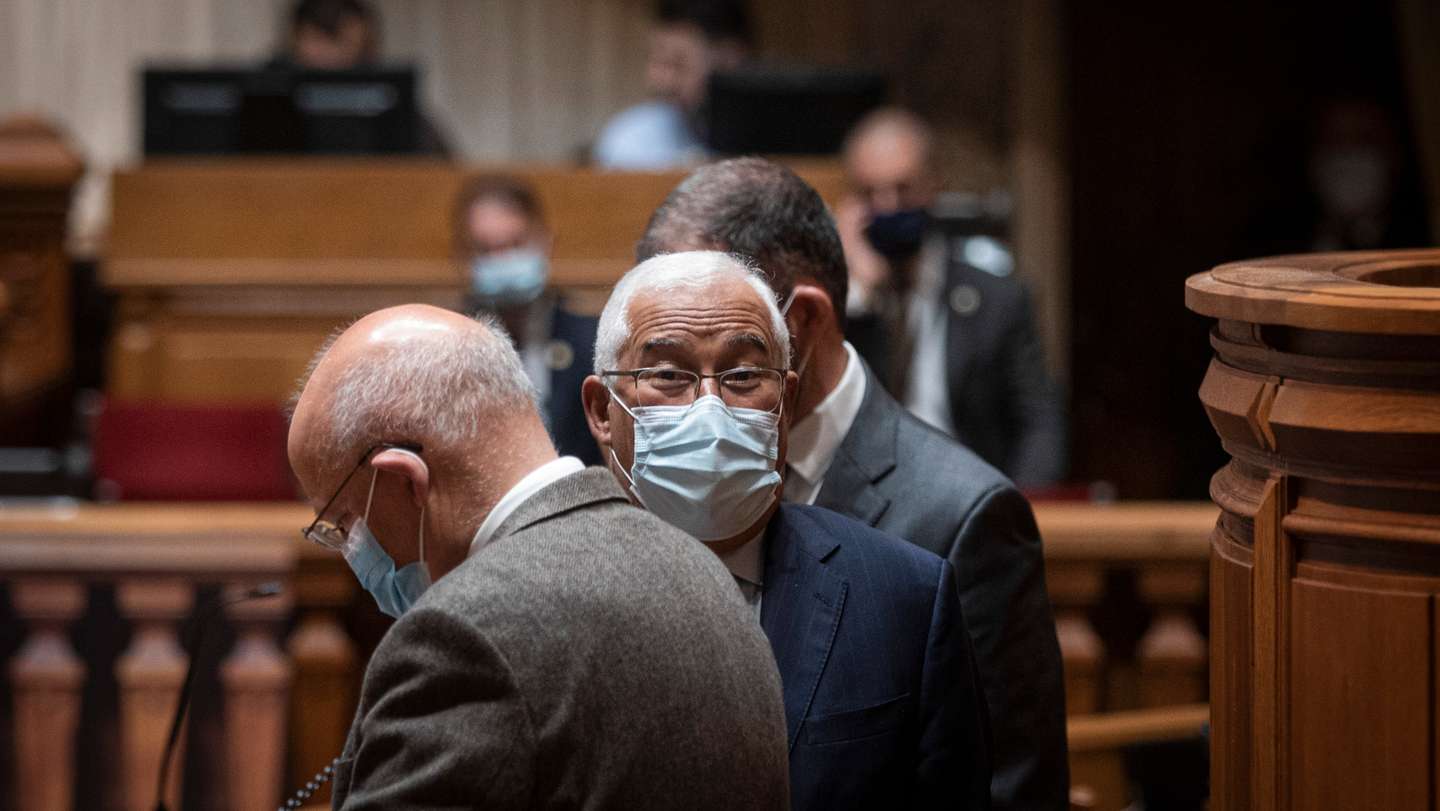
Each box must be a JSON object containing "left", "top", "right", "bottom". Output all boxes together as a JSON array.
[
  {"left": 143, "top": 66, "right": 420, "bottom": 155},
  {"left": 703, "top": 65, "right": 886, "bottom": 156}
]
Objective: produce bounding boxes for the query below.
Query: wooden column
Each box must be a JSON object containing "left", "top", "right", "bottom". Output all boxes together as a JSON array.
[
  {"left": 9, "top": 579, "right": 87, "bottom": 811},
  {"left": 287, "top": 546, "right": 359, "bottom": 807},
  {"left": 1188, "top": 250, "right": 1440, "bottom": 810},
  {"left": 1047, "top": 561, "right": 1105, "bottom": 714},
  {"left": 1136, "top": 565, "right": 1208, "bottom": 707},
  {"left": 115, "top": 579, "right": 192, "bottom": 811},
  {"left": 222, "top": 584, "right": 293, "bottom": 811}
]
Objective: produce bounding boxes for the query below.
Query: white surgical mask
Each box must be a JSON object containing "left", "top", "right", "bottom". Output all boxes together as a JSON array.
[
  {"left": 469, "top": 247, "right": 548, "bottom": 306},
  {"left": 612, "top": 394, "right": 782, "bottom": 542}
]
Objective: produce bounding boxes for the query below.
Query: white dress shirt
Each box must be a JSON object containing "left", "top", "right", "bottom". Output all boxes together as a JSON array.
[
  {"left": 717, "top": 530, "right": 765, "bottom": 618},
  {"left": 784, "top": 341, "right": 868, "bottom": 505},
  {"left": 467, "top": 456, "right": 585, "bottom": 558},
  {"left": 903, "top": 236, "right": 956, "bottom": 435}
]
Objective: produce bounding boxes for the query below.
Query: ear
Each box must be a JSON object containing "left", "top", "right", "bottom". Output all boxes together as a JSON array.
[
  {"left": 784, "top": 282, "right": 836, "bottom": 355},
  {"left": 581, "top": 375, "right": 613, "bottom": 448},
  {"left": 370, "top": 448, "right": 430, "bottom": 509},
  {"left": 782, "top": 369, "right": 800, "bottom": 425}
]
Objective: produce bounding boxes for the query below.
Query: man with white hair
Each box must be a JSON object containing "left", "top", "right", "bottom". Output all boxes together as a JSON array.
[
  {"left": 581, "top": 253, "right": 992, "bottom": 810},
  {"left": 287, "top": 303, "right": 789, "bottom": 809}
]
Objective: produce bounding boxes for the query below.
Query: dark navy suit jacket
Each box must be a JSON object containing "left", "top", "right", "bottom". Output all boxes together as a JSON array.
[{"left": 761, "top": 504, "right": 992, "bottom": 810}]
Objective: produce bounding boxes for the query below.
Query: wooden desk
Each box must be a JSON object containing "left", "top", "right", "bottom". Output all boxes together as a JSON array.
[{"left": 103, "top": 159, "right": 846, "bottom": 405}]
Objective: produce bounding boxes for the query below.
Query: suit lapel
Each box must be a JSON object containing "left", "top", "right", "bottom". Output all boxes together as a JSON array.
[
  {"left": 761, "top": 506, "right": 847, "bottom": 750},
  {"left": 814, "top": 359, "right": 897, "bottom": 528}
]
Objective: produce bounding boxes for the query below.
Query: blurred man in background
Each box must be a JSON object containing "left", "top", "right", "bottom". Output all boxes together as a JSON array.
[
  {"left": 273, "top": 0, "right": 450, "bottom": 154},
  {"left": 454, "top": 175, "right": 601, "bottom": 465},
  {"left": 837, "top": 108, "right": 1065, "bottom": 487},
  {"left": 592, "top": 0, "right": 752, "bottom": 169},
  {"left": 638, "top": 158, "right": 1069, "bottom": 810}
]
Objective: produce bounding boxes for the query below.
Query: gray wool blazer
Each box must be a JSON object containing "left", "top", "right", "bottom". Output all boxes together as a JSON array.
[{"left": 331, "top": 467, "right": 790, "bottom": 810}]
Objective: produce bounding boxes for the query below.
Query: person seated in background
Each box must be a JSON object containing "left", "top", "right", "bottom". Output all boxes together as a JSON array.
[
  {"left": 288, "top": 304, "right": 789, "bottom": 808},
  {"left": 636, "top": 157, "right": 1069, "bottom": 810},
  {"left": 455, "top": 175, "right": 601, "bottom": 464},
  {"left": 581, "top": 251, "right": 992, "bottom": 810},
  {"left": 836, "top": 107, "right": 1065, "bottom": 487},
  {"left": 591, "top": 0, "right": 752, "bottom": 169},
  {"left": 273, "top": 0, "right": 451, "bottom": 154}
]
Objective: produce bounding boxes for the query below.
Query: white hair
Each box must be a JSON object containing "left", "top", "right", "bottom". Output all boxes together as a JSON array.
[
  {"left": 594, "top": 251, "right": 791, "bottom": 376},
  {"left": 299, "top": 313, "right": 538, "bottom": 470}
]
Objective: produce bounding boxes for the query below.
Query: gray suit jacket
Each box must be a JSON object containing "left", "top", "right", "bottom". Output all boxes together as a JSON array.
[
  {"left": 815, "top": 363, "right": 1068, "bottom": 811},
  {"left": 332, "top": 467, "right": 790, "bottom": 810}
]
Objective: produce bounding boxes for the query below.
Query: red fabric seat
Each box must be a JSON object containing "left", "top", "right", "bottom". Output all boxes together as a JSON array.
[{"left": 92, "top": 400, "right": 296, "bottom": 501}]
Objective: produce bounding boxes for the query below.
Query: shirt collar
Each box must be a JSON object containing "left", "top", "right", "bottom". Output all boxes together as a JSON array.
[
  {"left": 468, "top": 456, "right": 585, "bottom": 558},
  {"left": 787, "top": 341, "right": 867, "bottom": 487},
  {"left": 716, "top": 529, "right": 765, "bottom": 588}
]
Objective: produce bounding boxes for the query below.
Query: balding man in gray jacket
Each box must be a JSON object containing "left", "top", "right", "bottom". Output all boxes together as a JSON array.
[{"left": 287, "top": 304, "right": 789, "bottom": 810}]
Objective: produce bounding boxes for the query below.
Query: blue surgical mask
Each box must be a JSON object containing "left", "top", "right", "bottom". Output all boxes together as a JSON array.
[
  {"left": 612, "top": 394, "right": 782, "bottom": 542},
  {"left": 469, "top": 247, "right": 549, "bottom": 306},
  {"left": 864, "top": 207, "right": 931, "bottom": 260},
  {"left": 342, "top": 467, "right": 431, "bottom": 618}
]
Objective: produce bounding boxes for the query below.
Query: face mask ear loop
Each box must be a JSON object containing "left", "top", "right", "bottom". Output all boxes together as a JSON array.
[
  {"left": 362, "top": 465, "right": 380, "bottom": 522},
  {"left": 417, "top": 504, "right": 427, "bottom": 569}
]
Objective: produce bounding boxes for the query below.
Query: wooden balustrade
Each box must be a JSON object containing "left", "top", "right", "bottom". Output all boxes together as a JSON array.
[
  {"left": 0, "top": 504, "right": 295, "bottom": 811},
  {"left": 0, "top": 499, "right": 1218, "bottom": 807},
  {"left": 1036, "top": 501, "right": 1216, "bottom": 713}
]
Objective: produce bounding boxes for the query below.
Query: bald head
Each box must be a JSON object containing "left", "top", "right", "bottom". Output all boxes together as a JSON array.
[
  {"left": 289, "top": 304, "right": 539, "bottom": 492},
  {"left": 843, "top": 107, "right": 937, "bottom": 213}
]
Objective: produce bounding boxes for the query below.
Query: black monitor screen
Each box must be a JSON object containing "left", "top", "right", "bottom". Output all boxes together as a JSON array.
[
  {"left": 704, "top": 65, "right": 886, "bottom": 156},
  {"left": 143, "top": 66, "right": 420, "bottom": 155}
]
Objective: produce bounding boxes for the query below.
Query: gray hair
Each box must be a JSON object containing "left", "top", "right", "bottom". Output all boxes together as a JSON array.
[
  {"left": 297, "top": 312, "right": 538, "bottom": 470},
  {"left": 594, "top": 251, "right": 790, "bottom": 376}
]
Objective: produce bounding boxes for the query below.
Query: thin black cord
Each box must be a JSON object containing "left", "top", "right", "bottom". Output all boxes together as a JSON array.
[{"left": 153, "top": 582, "right": 281, "bottom": 811}]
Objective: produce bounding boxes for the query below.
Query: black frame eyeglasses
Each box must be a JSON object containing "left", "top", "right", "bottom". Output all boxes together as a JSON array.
[
  {"left": 301, "top": 442, "right": 423, "bottom": 550},
  {"left": 600, "top": 366, "right": 787, "bottom": 413}
]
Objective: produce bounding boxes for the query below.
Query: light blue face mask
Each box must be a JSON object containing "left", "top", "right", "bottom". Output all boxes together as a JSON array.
[
  {"left": 469, "top": 247, "right": 548, "bottom": 306},
  {"left": 612, "top": 394, "right": 783, "bottom": 542},
  {"left": 342, "top": 467, "right": 431, "bottom": 619}
]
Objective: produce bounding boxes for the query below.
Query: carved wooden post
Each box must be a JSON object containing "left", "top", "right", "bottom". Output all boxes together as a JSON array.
[
  {"left": 116, "top": 579, "right": 192, "bottom": 811},
  {"left": 1136, "top": 564, "right": 1208, "bottom": 707},
  {"left": 221, "top": 584, "right": 293, "bottom": 811},
  {"left": 1189, "top": 251, "right": 1440, "bottom": 810},
  {"left": 1048, "top": 561, "right": 1105, "bottom": 714},
  {"left": 9, "top": 578, "right": 87, "bottom": 811},
  {"left": 287, "top": 545, "right": 359, "bottom": 806},
  {"left": 0, "top": 117, "right": 83, "bottom": 421}
]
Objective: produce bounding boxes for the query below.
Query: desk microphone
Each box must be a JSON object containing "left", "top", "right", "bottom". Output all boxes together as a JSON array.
[{"left": 154, "top": 581, "right": 283, "bottom": 811}]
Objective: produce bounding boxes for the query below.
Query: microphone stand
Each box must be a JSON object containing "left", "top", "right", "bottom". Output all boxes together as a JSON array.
[{"left": 153, "top": 581, "right": 282, "bottom": 811}]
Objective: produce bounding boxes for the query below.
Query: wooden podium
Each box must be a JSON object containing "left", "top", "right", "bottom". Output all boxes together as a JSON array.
[
  {"left": 105, "top": 159, "right": 845, "bottom": 405},
  {"left": 1187, "top": 251, "right": 1440, "bottom": 810}
]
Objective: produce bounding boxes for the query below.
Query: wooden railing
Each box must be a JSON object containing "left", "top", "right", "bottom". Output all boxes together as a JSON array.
[
  {"left": 0, "top": 499, "right": 1217, "bottom": 809},
  {"left": 1039, "top": 501, "right": 1215, "bottom": 714}
]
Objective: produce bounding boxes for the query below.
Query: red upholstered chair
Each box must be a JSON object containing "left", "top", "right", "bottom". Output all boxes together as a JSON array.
[{"left": 91, "top": 399, "right": 296, "bottom": 501}]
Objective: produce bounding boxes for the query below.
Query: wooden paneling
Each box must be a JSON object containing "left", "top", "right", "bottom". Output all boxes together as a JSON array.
[
  {"left": 1289, "top": 578, "right": 1431, "bottom": 810},
  {"left": 103, "top": 160, "right": 846, "bottom": 405}
]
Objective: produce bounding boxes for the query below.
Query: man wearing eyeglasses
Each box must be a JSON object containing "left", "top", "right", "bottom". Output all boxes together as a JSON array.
[
  {"left": 581, "top": 252, "right": 992, "bottom": 810},
  {"left": 287, "top": 304, "right": 789, "bottom": 809}
]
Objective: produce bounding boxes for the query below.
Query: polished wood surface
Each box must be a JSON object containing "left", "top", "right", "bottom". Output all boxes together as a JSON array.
[
  {"left": 102, "top": 159, "right": 846, "bottom": 405},
  {"left": 1187, "top": 249, "right": 1440, "bottom": 811}
]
